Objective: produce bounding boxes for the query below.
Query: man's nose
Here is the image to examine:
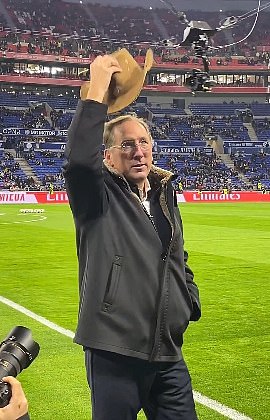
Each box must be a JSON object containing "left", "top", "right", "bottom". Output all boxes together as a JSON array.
[{"left": 132, "top": 144, "right": 145, "bottom": 156}]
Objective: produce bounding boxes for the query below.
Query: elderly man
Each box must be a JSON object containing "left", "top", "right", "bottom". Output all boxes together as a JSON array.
[{"left": 63, "top": 54, "right": 201, "bottom": 420}]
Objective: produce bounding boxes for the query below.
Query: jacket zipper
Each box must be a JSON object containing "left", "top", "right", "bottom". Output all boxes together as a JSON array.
[
  {"left": 123, "top": 177, "right": 176, "bottom": 361},
  {"left": 149, "top": 185, "right": 175, "bottom": 361},
  {"left": 131, "top": 191, "right": 159, "bottom": 234},
  {"left": 116, "top": 174, "right": 168, "bottom": 238}
]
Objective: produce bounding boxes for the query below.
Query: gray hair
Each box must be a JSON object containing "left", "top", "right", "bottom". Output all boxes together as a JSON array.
[{"left": 104, "top": 114, "right": 153, "bottom": 149}]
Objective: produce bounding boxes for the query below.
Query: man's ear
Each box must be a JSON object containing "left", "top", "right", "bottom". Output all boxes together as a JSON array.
[{"left": 104, "top": 149, "right": 113, "bottom": 166}]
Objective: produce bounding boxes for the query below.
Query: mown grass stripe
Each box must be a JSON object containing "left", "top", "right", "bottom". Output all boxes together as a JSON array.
[
  {"left": 0, "top": 295, "right": 74, "bottom": 338},
  {"left": 0, "top": 295, "right": 253, "bottom": 420}
]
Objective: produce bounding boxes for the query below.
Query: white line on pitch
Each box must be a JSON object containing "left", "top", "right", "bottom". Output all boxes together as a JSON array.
[
  {"left": 0, "top": 215, "right": 47, "bottom": 225},
  {"left": 193, "top": 392, "right": 253, "bottom": 420},
  {"left": 0, "top": 295, "right": 74, "bottom": 339},
  {"left": 0, "top": 296, "right": 253, "bottom": 420}
]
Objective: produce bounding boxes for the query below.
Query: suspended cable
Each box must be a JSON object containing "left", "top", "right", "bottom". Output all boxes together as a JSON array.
[{"left": 214, "top": 0, "right": 262, "bottom": 50}]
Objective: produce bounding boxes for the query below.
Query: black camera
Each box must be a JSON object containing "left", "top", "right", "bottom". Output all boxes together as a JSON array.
[
  {"left": 185, "top": 68, "right": 217, "bottom": 93},
  {"left": 0, "top": 326, "right": 40, "bottom": 408}
]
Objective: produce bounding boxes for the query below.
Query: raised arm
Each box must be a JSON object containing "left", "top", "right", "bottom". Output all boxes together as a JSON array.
[{"left": 63, "top": 55, "right": 122, "bottom": 221}]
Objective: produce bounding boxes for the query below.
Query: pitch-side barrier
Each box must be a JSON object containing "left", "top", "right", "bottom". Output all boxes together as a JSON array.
[{"left": 0, "top": 190, "right": 269, "bottom": 204}]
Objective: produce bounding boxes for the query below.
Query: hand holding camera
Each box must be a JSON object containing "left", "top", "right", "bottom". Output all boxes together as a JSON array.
[
  {"left": 0, "top": 377, "right": 28, "bottom": 420},
  {"left": 0, "top": 326, "right": 39, "bottom": 419}
]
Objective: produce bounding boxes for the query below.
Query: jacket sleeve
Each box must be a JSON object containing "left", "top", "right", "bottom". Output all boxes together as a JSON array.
[
  {"left": 62, "top": 100, "right": 109, "bottom": 221},
  {"left": 18, "top": 414, "right": 30, "bottom": 420},
  {"left": 183, "top": 249, "right": 201, "bottom": 321},
  {"left": 174, "top": 201, "right": 201, "bottom": 321}
]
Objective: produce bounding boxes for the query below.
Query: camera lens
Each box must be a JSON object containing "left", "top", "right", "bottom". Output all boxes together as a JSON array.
[{"left": 0, "top": 326, "right": 40, "bottom": 407}]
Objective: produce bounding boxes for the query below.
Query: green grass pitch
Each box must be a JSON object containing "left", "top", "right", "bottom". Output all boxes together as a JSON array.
[{"left": 0, "top": 203, "right": 269, "bottom": 419}]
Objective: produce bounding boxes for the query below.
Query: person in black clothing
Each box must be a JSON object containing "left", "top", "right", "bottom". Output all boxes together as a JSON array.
[{"left": 63, "top": 54, "right": 201, "bottom": 420}]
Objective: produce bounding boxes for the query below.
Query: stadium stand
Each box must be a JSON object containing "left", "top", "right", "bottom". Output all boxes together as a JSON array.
[
  {"left": 0, "top": 81, "right": 270, "bottom": 191},
  {"left": 233, "top": 151, "right": 270, "bottom": 189},
  {"left": 0, "top": 1, "right": 270, "bottom": 64},
  {"left": 0, "top": 149, "right": 36, "bottom": 189},
  {"left": 0, "top": 1, "right": 269, "bottom": 193},
  {"left": 1, "top": 90, "right": 269, "bottom": 192}
]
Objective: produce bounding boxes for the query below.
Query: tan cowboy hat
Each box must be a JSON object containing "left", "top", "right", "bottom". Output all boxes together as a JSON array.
[{"left": 80, "top": 48, "right": 154, "bottom": 114}]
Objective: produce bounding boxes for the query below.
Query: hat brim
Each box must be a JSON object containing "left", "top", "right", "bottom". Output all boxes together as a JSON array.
[{"left": 80, "top": 48, "right": 154, "bottom": 114}]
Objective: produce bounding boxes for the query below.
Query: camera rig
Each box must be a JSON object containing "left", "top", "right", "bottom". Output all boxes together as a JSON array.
[
  {"left": 159, "top": 0, "right": 265, "bottom": 93},
  {"left": 181, "top": 20, "right": 218, "bottom": 93},
  {"left": 159, "top": 0, "right": 220, "bottom": 93}
]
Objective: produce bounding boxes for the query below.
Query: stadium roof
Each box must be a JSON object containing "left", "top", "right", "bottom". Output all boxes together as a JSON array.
[{"left": 66, "top": 0, "right": 264, "bottom": 12}]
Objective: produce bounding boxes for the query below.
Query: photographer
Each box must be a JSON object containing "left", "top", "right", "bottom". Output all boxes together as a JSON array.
[{"left": 0, "top": 377, "right": 29, "bottom": 420}]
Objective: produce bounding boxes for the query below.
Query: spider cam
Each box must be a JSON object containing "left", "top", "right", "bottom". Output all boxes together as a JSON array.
[{"left": 159, "top": 0, "right": 218, "bottom": 93}]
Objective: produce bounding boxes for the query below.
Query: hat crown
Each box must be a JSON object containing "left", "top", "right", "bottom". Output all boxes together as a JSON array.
[{"left": 80, "top": 48, "right": 154, "bottom": 114}]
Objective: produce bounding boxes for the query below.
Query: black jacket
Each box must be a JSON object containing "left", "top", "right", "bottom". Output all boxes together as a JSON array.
[{"left": 63, "top": 100, "right": 201, "bottom": 362}]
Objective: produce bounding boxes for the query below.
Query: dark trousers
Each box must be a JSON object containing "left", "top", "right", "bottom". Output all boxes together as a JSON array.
[{"left": 85, "top": 349, "right": 198, "bottom": 420}]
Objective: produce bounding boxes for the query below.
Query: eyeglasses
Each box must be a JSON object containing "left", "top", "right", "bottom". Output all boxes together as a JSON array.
[{"left": 109, "top": 139, "right": 152, "bottom": 153}]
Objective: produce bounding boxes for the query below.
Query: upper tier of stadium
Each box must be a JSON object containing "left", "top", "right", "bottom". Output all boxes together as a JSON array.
[
  {"left": 0, "top": 0, "right": 269, "bottom": 194},
  {"left": 0, "top": 1, "right": 269, "bottom": 61}
]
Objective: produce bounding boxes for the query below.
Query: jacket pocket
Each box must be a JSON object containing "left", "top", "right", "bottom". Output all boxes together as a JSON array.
[{"left": 102, "top": 255, "right": 123, "bottom": 312}]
